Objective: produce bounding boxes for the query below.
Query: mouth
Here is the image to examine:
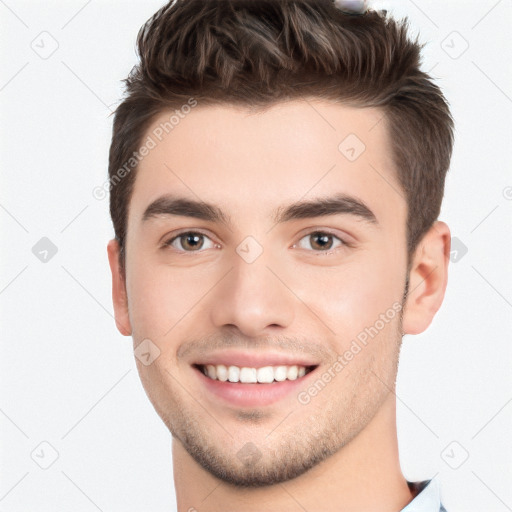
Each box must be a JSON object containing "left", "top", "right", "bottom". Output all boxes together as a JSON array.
[
  {"left": 192, "top": 362, "right": 320, "bottom": 407},
  {"left": 193, "top": 363, "right": 317, "bottom": 384}
]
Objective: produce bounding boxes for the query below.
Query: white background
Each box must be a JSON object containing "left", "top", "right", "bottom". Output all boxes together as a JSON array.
[{"left": 1, "top": 1, "right": 511, "bottom": 510}]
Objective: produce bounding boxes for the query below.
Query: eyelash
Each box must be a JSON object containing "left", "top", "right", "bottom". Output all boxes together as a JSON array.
[{"left": 162, "top": 229, "right": 350, "bottom": 256}]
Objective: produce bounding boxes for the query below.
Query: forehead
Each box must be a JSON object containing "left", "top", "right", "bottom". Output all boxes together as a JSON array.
[{"left": 128, "top": 98, "right": 405, "bottom": 232}]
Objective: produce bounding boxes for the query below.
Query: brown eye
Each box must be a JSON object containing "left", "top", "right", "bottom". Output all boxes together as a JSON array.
[
  {"left": 295, "top": 231, "right": 346, "bottom": 253},
  {"left": 164, "top": 232, "right": 215, "bottom": 252},
  {"left": 310, "top": 232, "right": 335, "bottom": 250}
]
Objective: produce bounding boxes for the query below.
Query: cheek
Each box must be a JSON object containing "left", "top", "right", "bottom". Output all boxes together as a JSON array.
[
  {"left": 126, "top": 260, "right": 174, "bottom": 339},
  {"left": 126, "top": 257, "right": 218, "bottom": 343},
  {"left": 296, "top": 249, "right": 405, "bottom": 346}
]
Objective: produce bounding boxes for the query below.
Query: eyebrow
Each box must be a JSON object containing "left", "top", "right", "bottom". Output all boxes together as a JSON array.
[{"left": 141, "top": 193, "right": 379, "bottom": 227}]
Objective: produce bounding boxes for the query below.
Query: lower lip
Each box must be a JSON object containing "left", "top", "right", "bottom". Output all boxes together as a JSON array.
[{"left": 193, "top": 366, "right": 317, "bottom": 407}]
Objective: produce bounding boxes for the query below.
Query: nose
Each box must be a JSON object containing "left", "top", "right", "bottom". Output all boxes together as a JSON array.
[{"left": 209, "top": 251, "right": 295, "bottom": 338}]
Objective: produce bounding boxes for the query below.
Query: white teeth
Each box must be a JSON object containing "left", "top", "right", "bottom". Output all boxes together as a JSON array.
[
  {"left": 257, "top": 366, "right": 274, "bottom": 383},
  {"left": 216, "top": 364, "right": 228, "bottom": 381},
  {"left": 228, "top": 365, "right": 240, "bottom": 382},
  {"left": 287, "top": 365, "right": 298, "bottom": 380},
  {"left": 274, "top": 366, "right": 288, "bottom": 381},
  {"left": 199, "top": 363, "right": 312, "bottom": 383},
  {"left": 206, "top": 364, "right": 216, "bottom": 380},
  {"left": 239, "top": 367, "right": 257, "bottom": 383}
]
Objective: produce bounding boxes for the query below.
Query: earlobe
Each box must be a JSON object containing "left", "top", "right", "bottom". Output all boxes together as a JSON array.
[
  {"left": 402, "top": 221, "right": 451, "bottom": 335},
  {"left": 107, "top": 239, "right": 132, "bottom": 336}
]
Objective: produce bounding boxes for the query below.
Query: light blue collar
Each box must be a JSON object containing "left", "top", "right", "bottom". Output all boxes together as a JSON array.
[{"left": 400, "top": 477, "right": 444, "bottom": 512}]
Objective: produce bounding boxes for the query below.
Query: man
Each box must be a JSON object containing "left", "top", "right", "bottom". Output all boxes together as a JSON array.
[{"left": 106, "top": 0, "right": 453, "bottom": 510}]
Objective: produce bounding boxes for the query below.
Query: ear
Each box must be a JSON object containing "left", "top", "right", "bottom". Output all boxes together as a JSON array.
[
  {"left": 402, "top": 221, "right": 451, "bottom": 335},
  {"left": 107, "top": 238, "right": 132, "bottom": 336}
]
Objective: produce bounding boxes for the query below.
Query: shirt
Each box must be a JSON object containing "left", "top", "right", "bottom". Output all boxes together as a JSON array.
[{"left": 400, "top": 477, "right": 447, "bottom": 512}]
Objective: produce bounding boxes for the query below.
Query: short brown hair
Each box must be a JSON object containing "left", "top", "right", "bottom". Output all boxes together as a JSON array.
[{"left": 108, "top": 0, "right": 454, "bottom": 273}]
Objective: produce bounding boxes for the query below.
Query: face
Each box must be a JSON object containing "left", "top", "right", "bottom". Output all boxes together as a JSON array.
[{"left": 118, "top": 99, "right": 409, "bottom": 486}]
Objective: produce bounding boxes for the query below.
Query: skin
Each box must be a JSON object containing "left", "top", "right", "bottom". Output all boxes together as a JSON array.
[{"left": 107, "top": 98, "right": 451, "bottom": 512}]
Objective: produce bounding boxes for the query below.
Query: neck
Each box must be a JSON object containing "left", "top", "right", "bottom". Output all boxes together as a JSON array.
[{"left": 172, "top": 394, "right": 414, "bottom": 512}]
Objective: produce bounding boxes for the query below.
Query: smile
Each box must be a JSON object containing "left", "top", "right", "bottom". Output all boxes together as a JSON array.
[
  {"left": 192, "top": 362, "right": 320, "bottom": 407},
  {"left": 195, "top": 363, "right": 316, "bottom": 383}
]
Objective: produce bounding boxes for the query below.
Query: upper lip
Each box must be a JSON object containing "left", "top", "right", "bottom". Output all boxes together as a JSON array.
[{"left": 193, "top": 350, "right": 320, "bottom": 369}]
